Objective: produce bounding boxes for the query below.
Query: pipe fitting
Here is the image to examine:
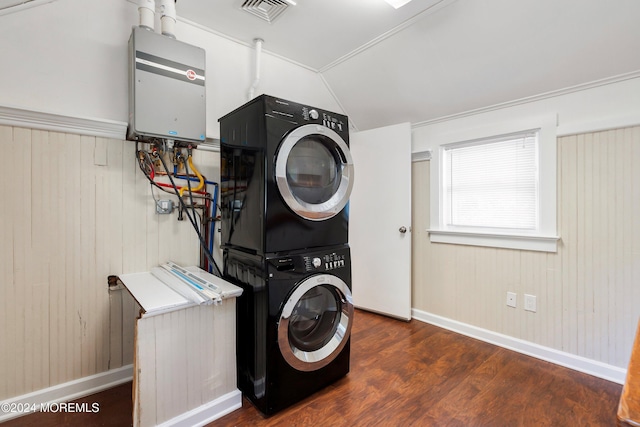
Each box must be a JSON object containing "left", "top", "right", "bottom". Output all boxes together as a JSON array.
[
  {"left": 138, "top": 0, "right": 156, "bottom": 31},
  {"left": 159, "top": 0, "right": 177, "bottom": 38}
]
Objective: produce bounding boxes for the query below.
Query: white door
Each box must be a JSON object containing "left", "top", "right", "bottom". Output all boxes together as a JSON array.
[{"left": 349, "top": 122, "right": 412, "bottom": 321}]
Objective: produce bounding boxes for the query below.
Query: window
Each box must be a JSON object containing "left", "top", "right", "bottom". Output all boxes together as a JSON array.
[
  {"left": 427, "top": 114, "right": 559, "bottom": 252},
  {"left": 442, "top": 130, "right": 539, "bottom": 233}
]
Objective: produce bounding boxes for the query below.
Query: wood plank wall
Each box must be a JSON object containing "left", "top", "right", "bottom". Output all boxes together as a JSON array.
[
  {"left": 134, "top": 302, "right": 237, "bottom": 426},
  {"left": 412, "top": 125, "right": 640, "bottom": 368},
  {"left": 0, "top": 125, "right": 216, "bottom": 400}
]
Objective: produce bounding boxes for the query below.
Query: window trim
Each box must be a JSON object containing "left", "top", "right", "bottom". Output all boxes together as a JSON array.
[{"left": 428, "top": 114, "right": 559, "bottom": 252}]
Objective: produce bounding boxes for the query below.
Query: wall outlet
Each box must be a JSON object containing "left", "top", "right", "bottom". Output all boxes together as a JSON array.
[
  {"left": 156, "top": 199, "right": 174, "bottom": 214},
  {"left": 524, "top": 294, "right": 537, "bottom": 312},
  {"left": 506, "top": 292, "right": 517, "bottom": 308}
]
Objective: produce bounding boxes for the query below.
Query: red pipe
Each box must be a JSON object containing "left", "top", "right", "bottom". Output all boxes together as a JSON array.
[{"left": 149, "top": 163, "right": 208, "bottom": 195}]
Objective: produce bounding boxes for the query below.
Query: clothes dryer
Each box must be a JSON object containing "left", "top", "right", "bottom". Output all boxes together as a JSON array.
[
  {"left": 219, "top": 95, "right": 354, "bottom": 254},
  {"left": 224, "top": 244, "right": 354, "bottom": 415}
]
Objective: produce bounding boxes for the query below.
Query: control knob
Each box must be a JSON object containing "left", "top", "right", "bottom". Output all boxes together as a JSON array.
[
  {"left": 309, "top": 109, "right": 319, "bottom": 120},
  {"left": 312, "top": 257, "right": 322, "bottom": 268}
]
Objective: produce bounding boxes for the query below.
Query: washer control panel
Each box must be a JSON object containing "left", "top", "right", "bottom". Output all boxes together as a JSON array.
[{"left": 268, "top": 245, "right": 350, "bottom": 276}]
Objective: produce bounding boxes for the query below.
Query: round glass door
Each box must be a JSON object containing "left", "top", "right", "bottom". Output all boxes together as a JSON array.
[
  {"left": 278, "top": 274, "right": 354, "bottom": 371},
  {"left": 275, "top": 124, "right": 354, "bottom": 221}
]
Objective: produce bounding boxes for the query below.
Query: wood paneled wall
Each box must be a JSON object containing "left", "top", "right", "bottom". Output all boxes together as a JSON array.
[
  {"left": 412, "top": 126, "right": 640, "bottom": 368},
  {"left": 0, "top": 125, "right": 215, "bottom": 400},
  {"left": 134, "top": 302, "right": 238, "bottom": 426}
]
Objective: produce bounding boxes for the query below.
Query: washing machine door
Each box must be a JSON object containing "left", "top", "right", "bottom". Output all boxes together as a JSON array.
[
  {"left": 278, "top": 274, "right": 354, "bottom": 372},
  {"left": 275, "top": 124, "right": 354, "bottom": 221}
]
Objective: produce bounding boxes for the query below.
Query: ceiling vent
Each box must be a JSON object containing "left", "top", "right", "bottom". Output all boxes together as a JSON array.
[{"left": 241, "top": 0, "right": 295, "bottom": 23}]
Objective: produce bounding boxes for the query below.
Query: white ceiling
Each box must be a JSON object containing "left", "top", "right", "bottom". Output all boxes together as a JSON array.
[
  {"left": 155, "top": 0, "right": 640, "bottom": 130},
  {"left": 178, "top": 0, "right": 448, "bottom": 71},
  {"left": 155, "top": 1, "right": 640, "bottom": 130},
  {"left": 320, "top": 0, "right": 640, "bottom": 129}
]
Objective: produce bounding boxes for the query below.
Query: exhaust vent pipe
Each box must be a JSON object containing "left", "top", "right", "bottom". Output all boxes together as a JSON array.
[
  {"left": 247, "top": 38, "right": 264, "bottom": 101},
  {"left": 159, "top": 0, "right": 177, "bottom": 39},
  {"left": 138, "top": 0, "right": 156, "bottom": 31}
]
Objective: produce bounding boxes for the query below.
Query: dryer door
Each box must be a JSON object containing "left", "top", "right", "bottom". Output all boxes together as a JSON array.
[
  {"left": 277, "top": 274, "right": 354, "bottom": 372},
  {"left": 275, "top": 124, "right": 354, "bottom": 221}
]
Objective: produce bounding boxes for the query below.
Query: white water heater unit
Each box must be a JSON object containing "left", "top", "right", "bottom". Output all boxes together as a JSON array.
[{"left": 128, "top": 26, "right": 206, "bottom": 144}]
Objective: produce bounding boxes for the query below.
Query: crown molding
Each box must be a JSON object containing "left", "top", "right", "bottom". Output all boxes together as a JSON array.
[
  {"left": 0, "top": 0, "right": 57, "bottom": 17},
  {"left": 412, "top": 70, "right": 640, "bottom": 129},
  {"left": 0, "top": 105, "right": 127, "bottom": 139}
]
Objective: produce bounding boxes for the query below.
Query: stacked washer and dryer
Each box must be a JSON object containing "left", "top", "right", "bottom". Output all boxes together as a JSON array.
[{"left": 219, "top": 95, "right": 355, "bottom": 416}]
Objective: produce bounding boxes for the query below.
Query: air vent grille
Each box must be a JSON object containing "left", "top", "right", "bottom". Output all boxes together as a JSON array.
[{"left": 241, "top": 0, "right": 292, "bottom": 23}]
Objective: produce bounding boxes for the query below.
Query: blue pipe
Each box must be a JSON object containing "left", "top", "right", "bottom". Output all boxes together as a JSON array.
[
  {"left": 170, "top": 166, "right": 219, "bottom": 273},
  {"left": 174, "top": 173, "right": 218, "bottom": 187},
  {"left": 208, "top": 184, "right": 219, "bottom": 274}
]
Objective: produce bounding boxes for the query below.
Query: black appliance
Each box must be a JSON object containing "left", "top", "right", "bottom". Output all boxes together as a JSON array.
[
  {"left": 219, "top": 95, "right": 354, "bottom": 254},
  {"left": 224, "top": 244, "right": 354, "bottom": 416}
]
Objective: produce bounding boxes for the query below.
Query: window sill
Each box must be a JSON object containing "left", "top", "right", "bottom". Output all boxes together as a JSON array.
[{"left": 427, "top": 229, "right": 559, "bottom": 253}]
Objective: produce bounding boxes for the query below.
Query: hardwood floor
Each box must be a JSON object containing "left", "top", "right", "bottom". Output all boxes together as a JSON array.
[
  {"left": 4, "top": 310, "right": 626, "bottom": 426},
  {"left": 216, "top": 309, "right": 624, "bottom": 427}
]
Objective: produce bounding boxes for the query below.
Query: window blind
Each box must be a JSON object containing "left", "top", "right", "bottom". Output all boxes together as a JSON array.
[{"left": 444, "top": 131, "right": 538, "bottom": 231}]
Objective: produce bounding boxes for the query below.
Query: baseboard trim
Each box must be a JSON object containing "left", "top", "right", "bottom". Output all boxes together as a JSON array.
[
  {"left": 0, "top": 365, "right": 133, "bottom": 422},
  {"left": 411, "top": 308, "right": 626, "bottom": 384},
  {"left": 156, "top": 390, "right": 242, "bottom": 427}
]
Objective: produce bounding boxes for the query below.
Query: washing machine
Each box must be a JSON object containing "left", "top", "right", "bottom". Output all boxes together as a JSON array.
[
  {"left": 219, "top": 95, "right": 354, "bottom": 254},
  {"left": 224, "top": 244, "right": 354, "bottom": 415}
]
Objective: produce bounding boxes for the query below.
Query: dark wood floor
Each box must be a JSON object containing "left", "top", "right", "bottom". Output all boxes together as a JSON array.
[{"left": 4, "top": 310, "right": 627, "bottom": 426}]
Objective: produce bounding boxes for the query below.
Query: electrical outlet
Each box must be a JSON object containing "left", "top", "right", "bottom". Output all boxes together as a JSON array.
[
  {"left": 524, "top": 294, "right": 537, "bottom": 312},
  {"left": 506, "top": 292, "right": 517, "bottom": 308},
  {"left": 156, "top": 199, "right": 174, "bottom": 214}
]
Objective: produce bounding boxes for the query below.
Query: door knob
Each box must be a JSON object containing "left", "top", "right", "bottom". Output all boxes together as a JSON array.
[{"left": 399, "top": 226, "right": 407, "bottom": 234}]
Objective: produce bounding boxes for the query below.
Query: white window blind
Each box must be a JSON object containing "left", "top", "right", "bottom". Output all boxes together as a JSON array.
[{"left": 443, "top": 131, "right": 539, "bottom": 232}]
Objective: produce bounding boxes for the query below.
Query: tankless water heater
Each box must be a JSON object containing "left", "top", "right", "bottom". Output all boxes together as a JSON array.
[{"left": 128, "top": 26, "right": 206, "bottom": 144}]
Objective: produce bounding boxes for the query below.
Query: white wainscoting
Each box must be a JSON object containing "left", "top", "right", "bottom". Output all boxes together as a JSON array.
[
  {"left": 134, "top": 301, "right": 240, "bottom": 427},
  {"left": 0, "top": 120, "right": 216, "bottom": 416}
]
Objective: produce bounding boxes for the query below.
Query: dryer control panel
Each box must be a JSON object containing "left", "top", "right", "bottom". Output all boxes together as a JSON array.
[{"left": 264, "top": 96, "right": 349, "bottom": 140}]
